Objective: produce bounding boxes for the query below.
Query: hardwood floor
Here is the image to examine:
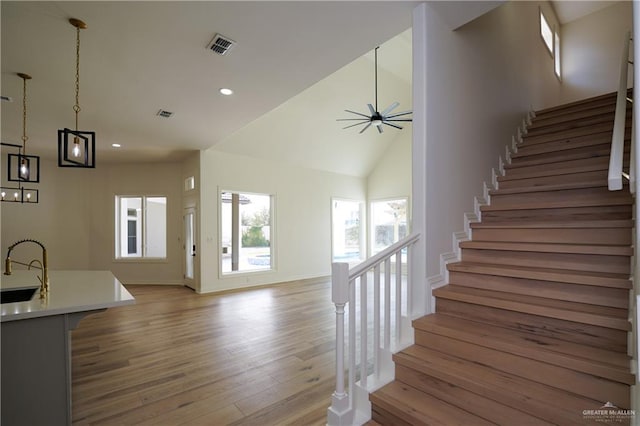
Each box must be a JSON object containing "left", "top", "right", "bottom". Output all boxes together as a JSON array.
[{"left": 71, "top": 278, "right": 336, "bottom": 425}]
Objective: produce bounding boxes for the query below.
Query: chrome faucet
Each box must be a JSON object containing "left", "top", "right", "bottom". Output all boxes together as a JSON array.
[{"left": 4, "top": 239, "right": 49, "bottom": 299}]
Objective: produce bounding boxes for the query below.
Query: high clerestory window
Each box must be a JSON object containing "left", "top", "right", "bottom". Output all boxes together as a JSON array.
[{"left": 540, "top": 9, "right": 561, "bottom": 79}]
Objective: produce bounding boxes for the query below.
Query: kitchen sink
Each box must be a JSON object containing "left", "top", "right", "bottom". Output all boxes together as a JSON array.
[{"left": 0, "top": 287, "right": 38, "bottom": 304}]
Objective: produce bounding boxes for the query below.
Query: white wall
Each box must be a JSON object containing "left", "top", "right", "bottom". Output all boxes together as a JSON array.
[
  {"left": 1, "top": 158, "right": 184, "bottom": 285},
  {"left": 560, "top": 1, "right": 633, "bottom": 104},
  {"left": 367, "top": 130, "right": 412, "bottom": 203},
  {"left": 199, "top": 149, "right": 366, "bottom": 293},
  {"left": 415, "top": 1, "right": 563, "bottom": 282}
]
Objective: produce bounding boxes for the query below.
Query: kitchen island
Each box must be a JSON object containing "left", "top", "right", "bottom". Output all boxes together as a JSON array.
[{"left": 1, "top": 270, "right": 135, "bottom": 426}]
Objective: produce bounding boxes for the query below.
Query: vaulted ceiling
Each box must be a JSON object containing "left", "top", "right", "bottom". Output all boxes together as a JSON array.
[
  {"left": 1, "top": 1, "right": 418, "bottom": 177},
  {"left": 1, "top": 1, "right": 616, "bottom": 178}
]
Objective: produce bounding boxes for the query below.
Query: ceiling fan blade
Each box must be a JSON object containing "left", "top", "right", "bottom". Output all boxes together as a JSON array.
[
  {"left": 342, "top": 121, "right": 369, "bottom": 130},
  {"left": 385, "top": 110, "right": 412, "bottom": 119},
  {"left": 381, "top": 102, "right": 399, "bottom": 116},
  {"left": 344, "top": 109, "right": 371, "bottom": 119},
  {"left": 367, "top": 104, "right": 376, "bottom": 115},
  {"left": 377, "top": 124, "right": 383, "bottom": 133},
  {"left": 385, "top": 118, "right": 413, "bottom": 122},
  {"left": 337, "top": 118, "right": 370, "bottom": 122},
  {"left": 383, "top": 121, "right": 403, "bottom": 130},
  {"left": 359, "top": 122, "right": 372, "bottom": 134}
]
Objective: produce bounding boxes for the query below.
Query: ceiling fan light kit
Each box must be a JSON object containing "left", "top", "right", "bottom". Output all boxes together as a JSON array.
[{"left": 337, "top": 46, "right": 412, "bottom": 134}]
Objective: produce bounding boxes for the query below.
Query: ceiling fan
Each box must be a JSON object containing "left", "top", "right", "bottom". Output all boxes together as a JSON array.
[{"left": 337, "top": 46, "right": 412, "bottom": 134}]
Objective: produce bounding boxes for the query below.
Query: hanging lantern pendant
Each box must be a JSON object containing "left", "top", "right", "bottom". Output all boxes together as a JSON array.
[
  {"left": 7, "top": 72, "right": 40, "bottom": 183},
  {"left": 58, "top": 17, "right": 96, "bottom": 168}
]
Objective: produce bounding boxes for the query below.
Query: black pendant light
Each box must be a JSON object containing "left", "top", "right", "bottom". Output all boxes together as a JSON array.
[
  {"left": 8, "top": 73, "right": 40, "bottom": 183},
  {"left": 58, "top": 18, "right": 96, "bottom": 168}
]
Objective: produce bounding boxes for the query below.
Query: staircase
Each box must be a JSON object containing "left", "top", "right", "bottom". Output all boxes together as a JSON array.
[{"left": 369, "top": 92, "right": 635, "bottom": 425}]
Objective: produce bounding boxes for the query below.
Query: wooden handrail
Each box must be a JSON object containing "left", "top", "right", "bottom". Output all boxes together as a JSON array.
[
  {"left": 608, "top": 30, "right": 632, "bottom": 191},
  {"left": 349, "top": 233, "right": 420, "bottom": 279}
]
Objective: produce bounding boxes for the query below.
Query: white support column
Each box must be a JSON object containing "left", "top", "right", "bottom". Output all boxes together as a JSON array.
[{"left": 411, "top": 2, "right": 428, "bottom": 318}]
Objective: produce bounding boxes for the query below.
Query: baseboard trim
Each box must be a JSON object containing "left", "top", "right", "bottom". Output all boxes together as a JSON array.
[{"left": 120, "top": 280, "right": 184, "bottom": 286}]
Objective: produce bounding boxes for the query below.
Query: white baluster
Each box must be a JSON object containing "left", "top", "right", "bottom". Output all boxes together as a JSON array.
[{"left": 360, "top": 273, "right": 368, "bottom": 389}]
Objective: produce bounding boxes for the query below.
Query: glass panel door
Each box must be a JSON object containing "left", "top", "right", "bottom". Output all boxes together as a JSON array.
[{"left": 184, "top": 209, "right": 196, "bottom": 287}]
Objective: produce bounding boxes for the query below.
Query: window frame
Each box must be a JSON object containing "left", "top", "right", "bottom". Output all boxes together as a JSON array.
[
  {"left": 331, "top": 197, "right": 365, "bottom": 264},
  {"left": 539, "top": 10, "right": 554, "bottom": 57},
  {"left": 218, "top": 188, "right": 276, "bottom": 277},
  {"left": 114, "top": 195, "right": 168, "bottom": 261},
  {"left": 369, "top": 196, "right": 410, "bottom": 257},
  {"left": 554, "top": 30, "right": 561, "bottom": 80}
]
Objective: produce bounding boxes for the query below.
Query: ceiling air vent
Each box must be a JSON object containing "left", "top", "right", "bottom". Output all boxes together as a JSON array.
[
  {"left": 156, "top": 109, "right": 173, "bottom": 118},
  {"left": 208, "top": 33, "right": 236, "bottom": 56}
]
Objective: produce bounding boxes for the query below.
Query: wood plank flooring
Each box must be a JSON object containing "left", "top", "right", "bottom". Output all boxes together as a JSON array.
[{"left": 71, "top": 279, "right": 335, "bottom": 425}]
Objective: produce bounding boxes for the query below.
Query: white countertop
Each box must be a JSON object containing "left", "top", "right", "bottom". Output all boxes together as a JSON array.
[{"left": 0, "top": 270, "right": 135, "bottom": 322}]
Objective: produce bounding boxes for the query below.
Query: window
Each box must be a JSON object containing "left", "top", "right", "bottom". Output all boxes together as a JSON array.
[
  {"left": 184, "top": 176, "right": 195, "bottom": 191},
  {"left": 540, "top": 11, "right": 553, "bottom": 55},
  {"left": 220, "top": 191, "right": 273, "bottom": 274},
  {"left": 332, "top": 199, "right": 364, "bottom": 263},
  {"left": 115, "top": 196, "right": 167, "bottom": 259},
  {"left": 554, "top": 31, "right": 561, "bottom": 78},
  {"left": 370, "top": 198, "right": 408, "bottom": 255}
]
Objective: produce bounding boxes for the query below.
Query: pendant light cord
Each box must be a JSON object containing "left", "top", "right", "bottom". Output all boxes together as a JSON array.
[
  {"left": 73, "top": 25, "right": 81, "bottom": 132},
  {"left": 22, "top": 76, "right": 28, "bottom": 155}
]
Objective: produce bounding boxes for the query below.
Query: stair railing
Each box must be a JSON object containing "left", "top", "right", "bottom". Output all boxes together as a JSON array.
[
  {"left": 608, "top": 30, "right": 633, "bottom": 191},
  {"left": 327, "top": 232, "right": 420, "bottom": 426}
]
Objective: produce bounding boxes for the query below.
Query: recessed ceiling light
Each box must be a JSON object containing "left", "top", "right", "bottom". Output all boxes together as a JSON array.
[
  {"left": 219, "top": 88, "right": 233, "bottom": 96},
  {"left": 112, "top": 143, "right": 121, "bottom": 148}
]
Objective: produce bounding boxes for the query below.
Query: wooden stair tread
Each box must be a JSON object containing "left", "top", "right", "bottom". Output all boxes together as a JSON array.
[
  {"left": 390, "top": 366, "right": 556, "bottom": 425},
  {"left": 370, "top": 381, "right": 494, "bottom": 426},
  {"left": 433, "top": 285, "right": 630, "bottom": 330},
  {"left": 528, "top": 104, "right": 616, "bottom": 129},
  {"left": 504, "top": 155, "right": 610, "bottom": 171},
  {"left": 523, "top": 123, "right": 617, "bottom": 145},
  {"left": 459, "top": 240, "right": 632, "bottom": 256},
  {"left": 449, "top": 269, "right": 628, "bottom": 309},
  {"left": 470, "top": 219, "right": 632, "bottom": 229},
  {"left": 497, "top": 170, "right": 609, "bottom": 190},
  {"left": 413, "top": 314, "right": 632, "bottom": 381},
  {"left": 525, "top": 112, "right": 620, "bottom": 138},
  {"left": 534, "top": 92, "right": 617, "bottom": 116},
  {"left": 509, "top": 145, "right": 628, "bottom": 169},
  {"left": 480, "top": 205, "right": 632, "bottom": 223},
  {"left": 394, "top": 345, "right": 618, "bottom": 424},
  {"left": 521, "top": 120, "right": 629, "bottom": 146},
  {"left": 491, "top": 180, "right": 607, "bottom": 194},
  {"left": 447, "top": 261, "right": 631, "bottom": 288},
  {"left": 480, "top": 197, "right": 632, "bottom": 210},
  {"left": 403, "top": 334, "right": 630, "bottom": 408},
  {"left": 513, "top": 131, "right": 622, "bottom": 156}
]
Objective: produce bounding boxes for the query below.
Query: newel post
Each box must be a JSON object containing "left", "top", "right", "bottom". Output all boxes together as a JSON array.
[{"left": 327, "top": 262, "right": 353, "bottom": 426}]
